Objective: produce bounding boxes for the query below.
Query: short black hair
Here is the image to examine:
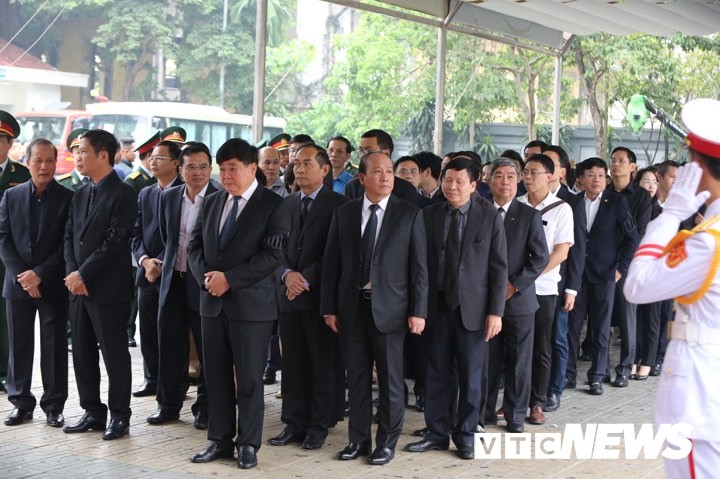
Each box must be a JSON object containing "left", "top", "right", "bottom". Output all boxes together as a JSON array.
[
  {"left": 524, "top": 140, "right": 548, "bottom": 152},
  {"left": 179, "top": 142, "right": 212, "bottom": 166},
  {"left": 694, "top": 152, "right": 720, "bottom": 180},
  {"left": 296, "top": 143, "right": 330, "bottom": 168},
  {"left": 80, "top": 129, "right": 117, "bottom": 167},
  {"left": 361, "top": 129, "right": 394, "bottom": 154},
  {"left": 26, "top": 138, "right": 57, "bottom": 160},
  {"left": 394, "top": 155, "right": 421, "bottom": 172},
  {"left": 413, "top": 151, "right": 442, "bottom": 180},
  {"left": 542, "top": 145, "right": 570, "bottom": 171},
  {"left": 634, "top": 167, "right": 658, "bottom": 186},
  {"left": 290, "top": 134, "right": 314, "bottom": 145},
  {"left": 657, "top": 159, "right": 680, "bottom": 177},
  {"left": 500, "top": 149, "right": 524, "bottom": 169},
  {"left": 579, "top": 157, "right": 608, "bottom": 174},
  {"left": 326, "top": 136, "right": 353, "bottom": 153},
  {"left": 452, "top": 150, "right": 483, "bottom": 168},
  {"left": 611, "top": 146, "right": 637, "bottom": 164},
  {"left": 120, "top": 137, "right": 135, "bottom": 148},
  {"left": 216, "top": 138, "right": 258, "bottom": 166},
  {"left": 443, "top": 157, "right": 480, "bottom": 183},
  {"left": 156, "top": 140, "right": 181, "bottom": 160},
  {"left": 525, "top": 153, "right": 555, "bottom": 175}
]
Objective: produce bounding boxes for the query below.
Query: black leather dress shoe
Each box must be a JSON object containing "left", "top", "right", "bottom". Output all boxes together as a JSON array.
[
  {"left": 301, "top": 434, "right": 324, "bottom": 450},
  {"left": 46, "top": 411, "right": 64, "bottom": 427},
  {"left": 337, "top": 443, "right": 372, "bottom": 460},
  {"left": 102, "top": 418, "right": 129, "bottom": 440},
  {"left": 613, "top": 375, "right": 629, "bottom": 388},
  {"left": 456, "top": 444, "right": 474, "bottom": 460},
  {"left": 565, "top": 380, "right": 576, "bottom": 390},
  {"left": 268, "top": 428, "right": 304, "bottom": 446},
  {"left": 413, "top": 427, "right": 430, "bottom": 437},
  {"left": 415, "top": 394, "right": 425, "bottom": 412},
  {"left": 650, "top": 364, "right": 662, "bottom": 376},
  {"left": 506, "top": 422, "right": 524, "bottom": 433},
  {"left": 0, "top": 382, "right": 6, "bottom": 393},
  {"left": 128, "top": 338, "right": 137, "bottom": 347},
  {"left": 588, "top": 382, "right": 604, "bottom": 395},
  {"left": 193, "top": 411, "right": 208, "bottom": 430},
  {"left": 237, "top": 445, "right": 257, "bottom": 469},
  {"left": 263, "top": 368, "right": 277, "bottom": 385},
  {"left": 367, "top": 447, "right": 394, "bottom": 465},
  {"left": 190, "top": 442, "right": 234, "bottom": 463},
  {"left": 544, "top": 393, "right": 561, "bottom": 412},
  {"left": 147, "top": 409, "right": 179, "bottom": 425},
  {"left": 63, "top": 412, "right": 106, "bottom": 433},
  {"left": 405, "top": 438, "right": 449, "bottom": 452},
  {"left": 132, "top": 381, "right": 157, "bottom": 398},
  {"left": 4, "top": 408, "right": 32, "bottom": 426}
]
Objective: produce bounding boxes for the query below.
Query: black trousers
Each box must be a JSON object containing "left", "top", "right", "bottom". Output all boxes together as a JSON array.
[
  {"left": 425, "top": 304, "right": 488, "bottom": 447},
  {"left": 69, "top": 298, "right": 132, "bottom": 420},
  {"left": 6, "top": 297, "right": 68, "bottom": 413},
  {"left": 636, "top": 301, "right": 662, "bottom": 367},
  {"left": 341, "top": 294, "right": 405, "bottom": 451},
  {"left": 156, "top": 272, "right": 206, "bottom": 415},
  {"left": 485, "top": 312, "right": 534, "bottom": 425},
  {"left": 126, "top": 266, "right": 139, "bottom": 340},
  {"left": 137, "top": 282, "right": 160, "bottom": 384},
  {"left": 611, "top": 275, "right": 636, "bottom": 377},
  {"left": 279, "top": 309, "right": 339, "bottom": 438},
  {"left": 568, "top": 276, "right": 615, "bottom": 384},
  {"left": 202, "top": 313, "right": 273, "bottom": 450},
  {"left": 530, "top": 295, "right": 557, "bottom": 407}
]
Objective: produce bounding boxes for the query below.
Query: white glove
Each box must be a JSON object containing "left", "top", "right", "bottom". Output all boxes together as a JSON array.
[{"left": 662, "top": 161, "right": 711, "bottom": 221}]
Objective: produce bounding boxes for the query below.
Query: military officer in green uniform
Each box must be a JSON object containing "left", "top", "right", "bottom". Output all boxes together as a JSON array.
[
  {"left": 56, "top": 128, "right": 90, "bottom": 190},
  {"left": 159, "top": 126, "right": 186, "bottom": 145},
  {"left": 124, "top": 132, "right": 161, "bottom": 194},
  {"left": 0, "top": 111, "right": 32, "bottom": 393}
]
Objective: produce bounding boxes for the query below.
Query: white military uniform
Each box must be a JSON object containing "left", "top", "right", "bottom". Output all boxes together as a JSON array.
[{"left": 624, "top": 98, "right": 720, "bottom": 479}]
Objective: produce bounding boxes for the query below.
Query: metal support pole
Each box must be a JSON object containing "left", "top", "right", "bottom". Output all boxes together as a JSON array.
[
  {"left": 252, "top": 0, "right": 268, "bottom": 143},
  {"left": 434, "top": 26, "right": 447, "bottom": 156},
  {"left": 552, "top": 54, "right": 562, "bottom": 145},
  {"left": 219, "top": 0, "right": 228, "bottom": 108}
]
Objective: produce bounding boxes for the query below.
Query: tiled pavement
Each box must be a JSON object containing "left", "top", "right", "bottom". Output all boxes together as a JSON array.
[{"left": 0, "top": 331, "right": 665, "bottom": 478}]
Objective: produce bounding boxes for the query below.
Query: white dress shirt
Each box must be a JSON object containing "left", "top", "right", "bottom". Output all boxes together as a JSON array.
[
  {"left": 219, "top": 178, "right": 258, "bottom": 233},
  {"left": 175, "top": 183, "right": 209, "bottom": 272}
]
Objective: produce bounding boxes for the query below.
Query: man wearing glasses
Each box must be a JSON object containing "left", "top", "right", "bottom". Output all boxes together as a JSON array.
[{"left": 131, "top": 141, "right": 183, "bottom": 398}]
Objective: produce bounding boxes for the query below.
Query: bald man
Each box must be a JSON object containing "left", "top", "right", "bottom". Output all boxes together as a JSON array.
[{"left": 259, "top": 147, "right": 288, "bottom": 198}]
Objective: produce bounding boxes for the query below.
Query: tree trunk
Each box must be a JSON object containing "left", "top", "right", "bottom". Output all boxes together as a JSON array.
[{"left": 575, "top": 41, "right": 606, "bottom": 159}]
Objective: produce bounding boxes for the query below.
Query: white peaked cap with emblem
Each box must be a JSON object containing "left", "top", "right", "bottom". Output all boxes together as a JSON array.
[{"left": 682, "top": 98, "right": 720, "bottom": 158}]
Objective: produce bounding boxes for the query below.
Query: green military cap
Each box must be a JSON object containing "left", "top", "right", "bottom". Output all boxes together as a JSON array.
[
  {"left": 160, "top": 126, "right": 187, "bottom": 144},
  {"left": 0, "top": 110, "right": 21, "bottom": 139},
  {"left": 67, "top": 128, "right": 89, "bottom": 151},
  {"left": 255, "top": 139, "right": 269, "bottom": 148},
  {"left": 269, "top": 133, "right": 291, "bottom": 151},
  {"left": 134, "top": 131, "right": 162, "bottom": 155}
]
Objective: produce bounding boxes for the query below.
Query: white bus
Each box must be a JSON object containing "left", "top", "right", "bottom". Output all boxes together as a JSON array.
[{"left": 85, "top": 102, "right": 286, "bottom": 154}]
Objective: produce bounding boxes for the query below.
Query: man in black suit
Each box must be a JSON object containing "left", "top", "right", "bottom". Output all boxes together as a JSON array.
[
  {"left": 187, "top": 139, "right": 289, "bottom": 469},
  {"left": 484, "top": 157, "right": 549, "bottom": 434},
  {"left": 131, "top": 140, "right": 184, "bottom": 398},
  {"left": 267, "top": 144, "right": 347, "bottom": 450},
  {"left": 147, "top": 142, "right": 218, "bottom": 429},
  {"left": 609, "top": 146, "right": 652, "bottom": 387},
  {"left": 322, "top": 151, "right": 428, "bottom": 466},
  {"left": 566, "top": 157, "right": 638, "bottom": 396},
  {"left": 0, "top": 138, "right": 73, "bottom": 427},
  {"left": 62, "top": 129, "right": 137, "bottom": 440},
  {"left": 405, "top": 157, "right": 507, "bottom": 459}
]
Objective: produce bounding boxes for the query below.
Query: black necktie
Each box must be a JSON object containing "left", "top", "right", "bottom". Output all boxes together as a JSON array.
[
  {"left": 300, "top": 196, "right": 312, "bottom": 228},
  {"left": 82, "top": 176, "right": 90, "bottom": 185},
  {"left": 498, "top": 206, "right": 505, "bottom": 219},
  {"left": 219, "top": 196, "right": 240, "bottom": 249},
  {"left": 359, "top": 204, "right": 379, "bottom": 288},
  {"left": 86, "top": 184, "right": 97, "bottom": 218},
  {"left": 444, "top": 208, "right": 461, "bottom": 310}
]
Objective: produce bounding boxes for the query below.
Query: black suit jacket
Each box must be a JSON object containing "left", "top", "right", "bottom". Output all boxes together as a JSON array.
[
  {"left": 0, "top": 180, "right": 73, "bottom": 302},
  {"left": 157, "top": 181, "right": 220, "bottom": 310},
  {"left": 423, "top": 200, "right": 507, "bottom": 330},
  {"left": 64, "top": 170, "right": 137, "bottom": 303},
  {"left": 321, "top": 195, "right": 429, "bottom": 333},
  {"left": 276, "top": 186, "right": 348, "bottom": 312},
  {"left": 344, "top": 176, "right": 423, "bottom": 207},
  {"left": 584, "top": 189, "right": 638, "bottom": 284},
  {"left": 614, "top": 181, "right": 652, "bottom": 237},
  {"left": 501, "top": 200, "right": 549, "bottom": 316},
  {"left": 132, "top": 177, "right": 184, "bottom": 287},
  {"left": 187, "top": 184, "right": 290, "bottom": 320},
  {"left": 555, "top": 185, "right": 586, "bottom": 294}
]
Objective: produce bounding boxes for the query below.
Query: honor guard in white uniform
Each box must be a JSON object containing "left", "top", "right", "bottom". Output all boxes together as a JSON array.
[{"left": 624, "top": 98, "right": 720, "bottom": 479}]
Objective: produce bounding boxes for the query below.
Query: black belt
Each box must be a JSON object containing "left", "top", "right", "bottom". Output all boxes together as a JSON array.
[
  {"left": 173, "top": 270, "right": 187, "bottom": 279},
  {"left": 360, "top": 289, "right": 372, "bottom": 300}
]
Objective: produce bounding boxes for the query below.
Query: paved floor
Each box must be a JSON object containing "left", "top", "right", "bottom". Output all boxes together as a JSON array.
[{"left": 0, "top": 330, "right": 665, "bottom": 478}]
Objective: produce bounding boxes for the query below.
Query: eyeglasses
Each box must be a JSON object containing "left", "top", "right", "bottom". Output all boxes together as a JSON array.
[
  {"left": 149, "top": 155, "right": 175, "bottom": 162},
  {"left": 521, "top": 170, "right": 550, "bottom": 178},
  {"left": 183, "top": 164, "right": 210, "bottom": 172}
]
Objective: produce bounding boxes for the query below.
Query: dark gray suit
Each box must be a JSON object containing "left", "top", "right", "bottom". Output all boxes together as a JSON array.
[
  {"left": 187, "top": 183, "right": 290, "bottom": 450},
  {"left": 484, "top": 200, "right": 549, "bottom": 426},
  {"left": 321, "top": 194, "right": 428, "bottom": 452},
  {"left": 0, "top": 179, "right": 72, "bottom": 414}
]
